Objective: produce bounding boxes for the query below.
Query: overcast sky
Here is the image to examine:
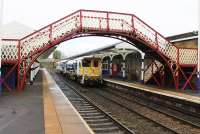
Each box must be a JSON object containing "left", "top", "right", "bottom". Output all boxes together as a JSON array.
[{"left": 1, "top": 0, "right": 198, "bottom": 58}]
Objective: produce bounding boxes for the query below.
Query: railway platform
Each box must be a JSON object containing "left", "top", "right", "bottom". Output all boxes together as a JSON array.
[
  {"left": 43, "top": 68, "right": 94, "bottom": 134},
  {"left": 103, "top": 78, "right": 200, "bottom": 117},
  {"left": 0, "top": 69, "right": 94, "bottom": 134},
  {"left": 0, "top": 70, "right": 44, "bottom": 134}
]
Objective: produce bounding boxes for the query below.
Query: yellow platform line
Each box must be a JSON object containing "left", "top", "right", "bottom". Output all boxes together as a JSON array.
[
  {"left": 43, "top": 72, "right": 62, "bottom": 134},
  {"left": 42, "top": 69, "right": 94, "bottom": 134}
]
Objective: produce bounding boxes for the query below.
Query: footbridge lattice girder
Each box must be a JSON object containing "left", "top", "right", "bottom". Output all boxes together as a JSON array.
[{"left": 1, "top": 9, "right": 198, "bottom": 90}]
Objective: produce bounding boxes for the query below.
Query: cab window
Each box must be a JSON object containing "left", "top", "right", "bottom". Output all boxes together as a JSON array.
[
  {"left": 82, "top": 59, "right": 91, "bottom": 67},
  {"left": 93, "top": 60, "right": 99, "bottom": 67},
  {"left": 73, "top": 63, "right": 77, "bottom": 70}
]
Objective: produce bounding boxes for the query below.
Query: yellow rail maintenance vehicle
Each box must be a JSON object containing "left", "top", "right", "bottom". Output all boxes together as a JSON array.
[{"left": 65, "top": 56, "right": 103, "bottom": 85}]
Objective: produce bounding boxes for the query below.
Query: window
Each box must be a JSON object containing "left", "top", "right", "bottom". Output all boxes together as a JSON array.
[
  {"left": 73, "top": 63, "right": 77, "bottom": 70},
  {"left": 93, "top": 60, "right": 99, "bottom": 67},
  {"left": 103, "top": 64, "right": 108, "bottom": 70},
  {"left": 82, "top": 59, "right": 91, "bottom": 67},
  {"left": 102, "top": 60, "right": 108, "bottom": 70},
  {"left": 66, "top": 64, "right": 73, "bottom": 71}
]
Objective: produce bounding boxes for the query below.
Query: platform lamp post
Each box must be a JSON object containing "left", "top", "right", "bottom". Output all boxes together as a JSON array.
[
  {"left": 0, "top": 0, "right": 3, "bottom": 93},
  {"left": 197, "top": 0, "right": 200, "bottom": 92}
]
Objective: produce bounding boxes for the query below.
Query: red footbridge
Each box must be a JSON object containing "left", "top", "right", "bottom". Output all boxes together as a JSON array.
[{"left": 1, "top": 9, "right": 198, "bottom": 91}]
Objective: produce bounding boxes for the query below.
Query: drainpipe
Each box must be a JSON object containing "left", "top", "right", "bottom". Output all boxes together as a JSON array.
[
  {"left": 196, "top": 0, "right": 200, "bottom": 92},
  {"left": 0, "top": 0, "right": 3, "bottom": 93},
  {"left": 122, "top": 54, "right": 126, "bottom": 80}
]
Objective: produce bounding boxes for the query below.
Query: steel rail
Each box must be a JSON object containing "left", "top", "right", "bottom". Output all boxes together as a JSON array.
[
  {"left": 53, "top": 72, "right": 135, "bottom": 134},
  {"left": 100, "top": 86, "right": 200, "bottom": 128}
]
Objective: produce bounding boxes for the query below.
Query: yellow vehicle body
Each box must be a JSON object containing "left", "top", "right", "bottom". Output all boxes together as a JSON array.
[
  {"left": 78, "top": 58, "right": 102, "bottom": 84},
  {"left": 80, "top": 67, "right": 101, "bottom": 77}
]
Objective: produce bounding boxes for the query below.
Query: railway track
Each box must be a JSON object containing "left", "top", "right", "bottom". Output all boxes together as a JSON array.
[
  {"left": 52, "top": 73, "right": 134, "bottom": 134},
  {"left": 53, "top": 72, "right": 182, "bottom": 134},
  {"left": 99, "top": 86, "right": 200, "bottom": 128},
  {"left": 91, "top": 88, "right": 200, "bottom": 133},
  {"left": 53, "top": 71, "right": 200, "bottom": 133},
  {"left": 56, "top": 75, "right": 200, "bottom": 133}
]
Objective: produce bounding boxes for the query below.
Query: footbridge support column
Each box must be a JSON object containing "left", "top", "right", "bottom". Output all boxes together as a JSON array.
[
  {"left": 140, "top": 52, "right": 145, "bottom": 83},
  {"left": 109, "top": 55, "right": 114, "bottom": 77},
  {"left": 122, "top": 61, "right": 126, "bottom": 80},
  {"left": 122, "top": 54, "right": 126, "bottom": 80}
]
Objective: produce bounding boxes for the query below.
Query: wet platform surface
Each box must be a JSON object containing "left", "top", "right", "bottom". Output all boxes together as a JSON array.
[
  {"left": 43, "top": 69, "right": 93, "bottom": 134},
  {"left": 0, "top": 69, "right": 94, "bottom": 134},
  {"left": 0, "top": 72, "right": 44, "bottom": 134}
]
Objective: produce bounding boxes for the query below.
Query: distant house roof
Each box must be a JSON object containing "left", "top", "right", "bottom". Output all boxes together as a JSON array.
[
  {"left": 167, "top": 31, "right": 198, "bottom": 43},
  {"left": 1, "top": 21, "right": 34, "bottom": 39},
  {"left": 38, "top": 58, "right": 58, "bottom": 62}
]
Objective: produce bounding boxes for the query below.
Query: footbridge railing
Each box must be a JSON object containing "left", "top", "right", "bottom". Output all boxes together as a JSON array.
[
  {"left": 2, "top": 10, "right": 197, "bottom": 65},
  {"left": 1, "top": 9, "right": 198, "bottom": 90}
]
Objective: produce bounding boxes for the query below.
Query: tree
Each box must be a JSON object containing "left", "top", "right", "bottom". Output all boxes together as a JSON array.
[{"left": 53, "top": 50, "right": 61, "bottom": 59}]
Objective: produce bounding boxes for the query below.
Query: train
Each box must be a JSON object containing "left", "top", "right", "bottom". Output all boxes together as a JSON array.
[{"left": 56, "top": 56, "right": 103, "bottom": 85}]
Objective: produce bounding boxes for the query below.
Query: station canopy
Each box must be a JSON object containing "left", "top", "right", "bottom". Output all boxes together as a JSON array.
[{"left": 58, "top": 41, "right": 142, "bottom": 63}]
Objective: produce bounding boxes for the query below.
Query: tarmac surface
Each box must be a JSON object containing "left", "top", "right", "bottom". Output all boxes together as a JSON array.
[{"left": 0, "top": 71, "right": 44, "bottom": 134}]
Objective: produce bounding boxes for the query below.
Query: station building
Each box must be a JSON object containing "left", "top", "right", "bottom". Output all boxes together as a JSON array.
[
  {"left": 91, "top": 31, "right": 198, "bottom": 88},
  {"left": 168, "top": 31, "right": 198, "bottom": 48}
]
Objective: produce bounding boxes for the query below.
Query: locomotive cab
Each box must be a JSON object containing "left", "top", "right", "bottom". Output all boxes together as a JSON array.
[{"left": 79, "top": 57, "right": 102, "bottom": 85}]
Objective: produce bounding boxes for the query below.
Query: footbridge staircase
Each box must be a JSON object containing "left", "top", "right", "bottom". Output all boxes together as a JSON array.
[{"left": 1, "top": 9, "right": 198, "bottom": 91}]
